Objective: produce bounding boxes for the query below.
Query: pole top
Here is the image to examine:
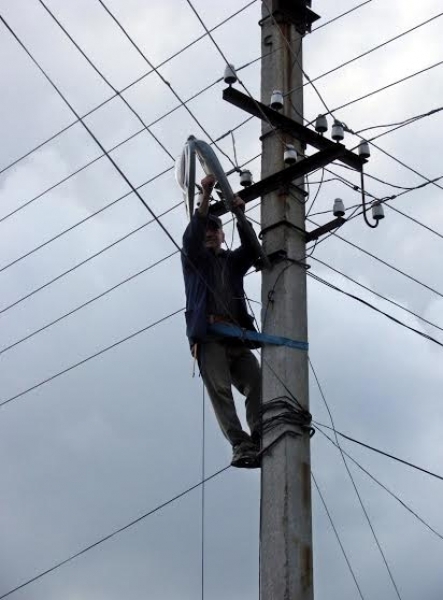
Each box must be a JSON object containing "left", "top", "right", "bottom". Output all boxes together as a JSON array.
[{"left": 263, "top": 0, "right": 320, "bottom": 34}]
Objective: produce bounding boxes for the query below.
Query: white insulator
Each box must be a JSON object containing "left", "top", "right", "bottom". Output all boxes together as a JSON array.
[
  {"left": 284, "top": 144, "right": 297, "bottom": 165},
  {"left": 333, "top": 198, "right": 345, "bottom": 217},
  {"left": 270, "top": 89, "right": 284, "bottom": 111},
  {"left": 240, "top": 169, "right": 253, "bottom": 187},
  {"left": 372, "top": 201, "right": 385, "bottom": 221},
  {"left": 358, "top": 140, "right": 370, "bottom": 159},
  {"left": 224, "top": 63, "right": 237, "bottom": 85},
  {"left": 315, "top": 114, "right": 328, "bottom": 133},
  {"left": 331, "top": 119, "right": 344, "bottom": 142}
]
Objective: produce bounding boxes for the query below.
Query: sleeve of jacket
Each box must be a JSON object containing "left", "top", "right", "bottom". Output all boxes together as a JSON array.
[
  {"left": 182, "top": 211, "right": 206, "bottom": 264},
  {"left": 230, "top": 219, "right": 258, "bottom": 275}
]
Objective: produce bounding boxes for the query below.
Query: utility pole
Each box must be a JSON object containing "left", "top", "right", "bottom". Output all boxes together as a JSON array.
[
  {"left": 259, "top": 3, "right": 314, "bottom": 599},
  {"left": 215, "top": 4, "right": 366, "bottom": 598}
]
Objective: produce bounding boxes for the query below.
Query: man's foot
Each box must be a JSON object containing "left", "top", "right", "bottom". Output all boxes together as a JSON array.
[{"left": 231, "top": 441, "right": 260, "bottom": 469}]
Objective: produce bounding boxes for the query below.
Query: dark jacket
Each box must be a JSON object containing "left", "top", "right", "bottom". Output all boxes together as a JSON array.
[{"left": 181, "top": 211, "right": 257, "bottom": 345}]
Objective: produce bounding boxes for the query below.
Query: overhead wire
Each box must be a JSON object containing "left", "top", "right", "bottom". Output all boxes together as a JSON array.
[
  {"left": 311, "top": 472, "right": 366, "bottom": 600},
  {"left": 315, "top": 427, "right": 443, "bottom": 541},
  {"left": 0, "top": 0, "right": 257, "bottom": 179},
  {"left": 0, "top": 152, "right": 262, "bottom": 321},
  {"left": 0, "top": 203, "right": 262, "bottom": 360},
  {"left": 96, "top": 0, "right": 238, "bottom": 170},
  {"left": 310, "top": 256, "right": 443, "bottom": 337},
  {"left": 309, "top": 359, "right": 403, "bottom": 600},
  {"left": 297, "top": 10, "right": 443, "bottom": 105},
  {"left": 0, "top": 0, "right": 371, "bottom": 186},
  {"left": 0, "top": 464, "right": 231, "bottom": 600},
  {"left": 3, "top": 4, "right": 438, "bottom": 242},
  {"left": 311, "top": 0, "right": 373, "bottom": 32},
  {"left": 308, "top": 271, "right": 443, "bottom": 351},
  {"left": 314, "top": 423, "right": 443, "bottom": 483},
  {"left": 0, "top": 306, "right": 185, "bottom": 410}
]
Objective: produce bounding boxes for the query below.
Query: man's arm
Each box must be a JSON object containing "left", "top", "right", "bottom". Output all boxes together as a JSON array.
[
  {"left": 230, "top": 196, "right": 257, "bottom": 274},
  {"left": 182, "top": 175, "right": 215, "bottom": 262}
]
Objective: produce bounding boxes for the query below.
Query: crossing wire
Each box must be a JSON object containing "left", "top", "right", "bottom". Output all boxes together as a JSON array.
[
  {"left": 1, "top": 8, "right": 438, "bottom": 243},
  {"left": 0, "top": 153, "right": 261, "bottom": 320},
  {"left": 0, "top": 306, "right": 185, "bottom": 410},
  {"left": 310, "top": 256, "right": 443, "bottom": 337},
  {"left": 312, "top": 0, "right": 373, "bottom": 32},
  {"left": 315, "top": 428, "right": 443, "bottom": 540},
  {"left": 0, "top": 197, "right": 263, "bottom": 359},
  {"left": 0, "top": 0, "right": 257, "bottom": 179},
  {"left": 2, "top": 1, "right": 442, "bottom": 406},
  {"left": 0, "top": 90, "right": 438, "bottom": 288},
  {"left": 0, "top": 0, "right": 369, "bottom": 184},
  {"left": 314, "top": 423, "right": 443, "bottom": 484},
  {"left": 311, "top": 471, "right": 366, "bottom": 600},
  {"left": 308, "top": 270, "right": 443, "bottom": 350},
  {"left": 0, "top": 465, "right": 231, "bottom": 600},
  {"left": 309, "top": 359, "right": 403, "bottom": 600},
  {"left": 298, "top": 10, "right": 443, "bottom": 104}
]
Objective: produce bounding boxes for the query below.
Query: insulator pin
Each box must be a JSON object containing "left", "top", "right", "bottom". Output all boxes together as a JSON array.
[
  {"left": 240, "top": 170, "right": 253, "bottom": 187},
  {"left": 331, "top": 120, "right": 344, "bottom": 142},
  {"left": 224, "top": 64, "right": 237, "bottom": 85},
  {"left": 270, "top": 90, "right": 284, "bottom": 110},
  {"left": 315, "top": 114, "right": 328, "bottom": 133},
  {"left": 372, "top": 201, "right": 385, "bottom": 221},
  {"left": 333, "top": 198, "right": 345, "bottom": 217},
  {"left": 284, "top": 144, "right": 297, "bottom": 165}
]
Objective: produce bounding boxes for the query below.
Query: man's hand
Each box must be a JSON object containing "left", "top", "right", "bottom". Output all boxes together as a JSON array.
[
  {"left": 197, "top": 174, "right": 215, "bottom": 217},
  {"left": 232, "top": 195, "right": 245, "bottom": 213},
  {"left": 201, "top": 174, "right": 215, "bottom": 199}
]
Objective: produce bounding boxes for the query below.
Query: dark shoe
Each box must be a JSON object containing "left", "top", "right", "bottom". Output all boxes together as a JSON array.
[{"left": 231, "top": 442, "right": 260, "bottom": 469}]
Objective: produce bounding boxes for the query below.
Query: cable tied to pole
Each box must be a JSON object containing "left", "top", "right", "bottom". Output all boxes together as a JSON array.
[{"left": 259, "top": 396, "right": 314, "bottom": 456}]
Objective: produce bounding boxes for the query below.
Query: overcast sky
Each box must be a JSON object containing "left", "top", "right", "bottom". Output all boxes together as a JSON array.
[{"left": 0, "top": 0, "right": 442, "bottom": 598}]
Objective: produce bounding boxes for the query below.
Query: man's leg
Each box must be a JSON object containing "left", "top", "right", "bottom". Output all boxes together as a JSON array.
[
  {"left": 229, "top": 345, "right": 261, "bottom": 442},
  {"left": 198, "top": 341, "right": 251, "bottom": 447}
]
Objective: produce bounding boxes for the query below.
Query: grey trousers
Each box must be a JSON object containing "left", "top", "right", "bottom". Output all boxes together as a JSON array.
[{"left": 198, "top": 340, "right": 261, "bottom": 447}]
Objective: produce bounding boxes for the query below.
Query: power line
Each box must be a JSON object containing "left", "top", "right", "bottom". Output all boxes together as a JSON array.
[
  {"left": 0, "top": 165, "right": 175, "bottom": 272},
  {"left": 0, "top": 250, "right": 178, "bottom": 356},
  {"left": 0, "top": 306, "right": 184, "bottom": 410},
  {"left": 310, "top": 256, "right": 443, "bottom": 336},
  {"left": 312, "top": 0, "right": 373, "bottom": 32},
  {"left": 0, "top": 0, "right": 367, "bottom": 186},
  {"left": 314, "top": 423, "right": 443, "bottom": 483},
  {"left": 312, "top": 221, "right": 443, "bottom": 301},
  {"left": 38, "top": 0, "right": 174, "bottom": 160},
  {"left": 310, "top": 360, "right": 403, "bottom": 600},
  {"left": 331, "top": 59, "right": 443, "bottom": 117},
  {"left": 0, "top": 0, "right": 257, "bottom": 179},
  {"left": 96, "top": 0, "right": 237, "bottom": 169},
  {"left": 0, "top": 151, "right": 262, "bottom": 317},
  {"left": 0, "top": 464, "right": 230, "bottom": 600},
  {"left": 0, "top": 203, "right": 179, "bottom": 316},
  {"left": 315, "top": 427, "right": 443, "bottom": 541},
  {"left": 311, "top": 472, "right": 366, "bottom": 600},
  {"left": 0, "top": 196, "right": 260, "bottom": 361},
  {"left": 299, "top": 10, "right": 443, "bottom": 104},
  {"left": 308, "top": 271, "right": 443, "bottom": 350}
]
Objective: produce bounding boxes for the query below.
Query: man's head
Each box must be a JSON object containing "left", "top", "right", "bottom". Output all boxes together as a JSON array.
[{"left": 205, "top": 215, "right": 225, "bottom": 251}]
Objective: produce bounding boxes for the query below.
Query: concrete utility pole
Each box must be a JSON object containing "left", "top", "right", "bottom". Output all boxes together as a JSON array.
[{"left": 259, "top": 3, "right": 313, "bottom": 599}]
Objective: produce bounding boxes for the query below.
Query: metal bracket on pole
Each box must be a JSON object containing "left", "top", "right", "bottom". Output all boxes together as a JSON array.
[
  {"left": 265, "top": 0, "right": 321, "bottom": 34},
  {"left": 305, "top": 216, "right": 346, "bottom": 242},
  {"left": 223, "top": 86, "right": 365, "bottom": 172},
  {"left": 209, "top": 145, "right": 346, "bottom": 218}
]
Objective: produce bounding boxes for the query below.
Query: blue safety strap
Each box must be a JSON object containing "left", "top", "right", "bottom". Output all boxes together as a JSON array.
[{"left": 208, "top": 323, "right": 308, "bottom": 351}]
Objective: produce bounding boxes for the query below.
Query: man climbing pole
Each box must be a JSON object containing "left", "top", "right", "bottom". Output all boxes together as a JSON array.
[{"left": 181, "top": 174, "right": 261, "bottom": 468}]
